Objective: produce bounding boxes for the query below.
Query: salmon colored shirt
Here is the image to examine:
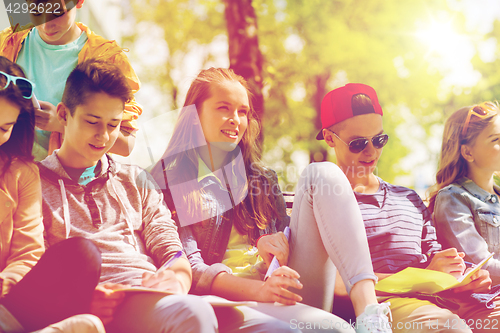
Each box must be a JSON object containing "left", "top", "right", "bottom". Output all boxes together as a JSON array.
[{"left": 0, "top": 158, "right": 44, "bottom": 297}]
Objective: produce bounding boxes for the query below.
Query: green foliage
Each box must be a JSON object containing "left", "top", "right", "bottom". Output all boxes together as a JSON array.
[
  {"left": 130, "top": 0, "right": 225, "bottom": 109},
  {"left": 257, "top": 0, "right": 451, "bottom": 186},
  {"left": 129, "top": 0, "right": 500, "bottom": 190}
]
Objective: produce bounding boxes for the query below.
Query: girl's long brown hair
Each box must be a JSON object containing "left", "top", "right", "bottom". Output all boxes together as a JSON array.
[
  {"left": 0, "top": 56, "right": 35, "bottom": 177},
  {"left": 428, "top": 102, "right": 499, "bottom": 212},
  {"left": 151, "top": 68, "right": 279, "bottom": 243}
]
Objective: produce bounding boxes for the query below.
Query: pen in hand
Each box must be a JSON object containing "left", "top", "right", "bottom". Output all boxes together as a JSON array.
[
  {"left": 464, "top": 261, "right": 476, "bottom": 269},
  {"left": 264, "top": 227, "right": 291, "bottom": 280},
  {"left": 129, "top": 251, "right": 184, "bottom": 289},
  {"left": 156, "top": 250, "right": 183, "bottom": 275}
]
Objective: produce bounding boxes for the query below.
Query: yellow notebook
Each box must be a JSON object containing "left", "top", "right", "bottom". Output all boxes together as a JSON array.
[{"left": 375, "top": 253, "right": 494, "bottom": 295}]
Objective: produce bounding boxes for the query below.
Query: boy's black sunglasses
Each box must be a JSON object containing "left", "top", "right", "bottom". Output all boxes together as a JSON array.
[
  {"left": 329, "top": 130, "right": 389, "bottom": 153},
  {"left": 0, "top": 71, "right": 35, "bottom": 99}
]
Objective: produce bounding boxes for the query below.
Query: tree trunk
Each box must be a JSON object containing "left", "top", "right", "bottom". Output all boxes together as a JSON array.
[
  {"left": 223, "top": 0, "right": 264, "bottom": 149},
  {"left": 310, "top": 72, "right": 331, "bottom": 163}
]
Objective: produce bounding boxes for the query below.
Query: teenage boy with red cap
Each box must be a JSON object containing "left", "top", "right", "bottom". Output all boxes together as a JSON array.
[
  {"left": 287, "top": 86, "right": 393, "bottom": 332},
  {"left": 315, "top": 83, "right": 500, "bottom": 333}
]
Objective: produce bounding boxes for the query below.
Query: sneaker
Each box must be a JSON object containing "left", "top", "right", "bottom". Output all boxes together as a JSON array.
[{"left": 355, "top": 302, "right": 392, "bottom": 333}]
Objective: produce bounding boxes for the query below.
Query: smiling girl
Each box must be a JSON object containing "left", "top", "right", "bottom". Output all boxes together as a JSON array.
[
  {"left": 152, "top": 68, "right": 374, "bottom": 332},
  {"left": 431, "top": 102, "right": 500, "bottom": 284}
]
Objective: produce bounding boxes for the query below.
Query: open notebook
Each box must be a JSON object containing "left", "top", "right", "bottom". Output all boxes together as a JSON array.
[{"left": 375, "top": 253, "right": 494, "bottom": 295}]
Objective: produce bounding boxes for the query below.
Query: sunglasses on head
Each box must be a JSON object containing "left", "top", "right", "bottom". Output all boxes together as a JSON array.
[
  {"left": 0, "top": 71, "right": 35, "bottom": 99},
  {"left": 329, "top": 130, "right": 389, "bottom": 153},
  {"left": 461, "top": 102, "right": 497, "bottom": 137}
]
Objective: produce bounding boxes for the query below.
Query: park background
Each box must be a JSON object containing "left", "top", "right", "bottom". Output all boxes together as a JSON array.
[{"left": 1, "top": 0, "right": 500, "bottom": 198}]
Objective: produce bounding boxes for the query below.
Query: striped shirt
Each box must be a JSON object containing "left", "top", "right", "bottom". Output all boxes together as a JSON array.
[{"left": 354, "top": 178, "right": 442, "bottom": 273}]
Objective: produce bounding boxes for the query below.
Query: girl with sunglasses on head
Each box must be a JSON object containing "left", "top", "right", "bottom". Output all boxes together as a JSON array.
[
  {"left": 151, "top": 69, "right": 391, "bottom": 333},
  {"left": 0, "top": 56, "right": 103, "bottom": 333},
  {"left": 430, "top": 102, "right": 500, "bottom": 284}
]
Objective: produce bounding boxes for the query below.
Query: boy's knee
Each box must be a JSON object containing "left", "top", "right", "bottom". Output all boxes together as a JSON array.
[
  {"left": 301, "top": 163, "right": 344, "bottom": 183},
  {"left": 68, "top": 237, "right": 100, "bottom": 255},
  {"left": 45, "top": 237, "right": 99, "bottom": 263},
  {"left": 42, "top": 238, "right": 101, "bottom": 285},
  {"left": 298, "top": 162, "right": 350, "bottom": 197},
  {"left": 63, "top": 237, "right": 101, "bottom": 271}
]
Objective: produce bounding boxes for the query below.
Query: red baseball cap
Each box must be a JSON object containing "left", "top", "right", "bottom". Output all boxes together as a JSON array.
[{"left": 316, "top": 83, "right": 383, "bottom": 140}]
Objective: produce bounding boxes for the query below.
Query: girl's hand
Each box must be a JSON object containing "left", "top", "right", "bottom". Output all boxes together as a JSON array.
[
  {"left": 426, "top": 248, "right": 466, "bottom": 279},
  {"left": 453, "top": 269, "right": 492, "bottom": 293},
  {"left": 257, "top": 232, "right": 289, "bottom": 268},
  {"left": 142, "top": 269, "right": 184, "bottom": 294},
  {"left": 256, "top": 266, "right": 303, "bottom": 305}
]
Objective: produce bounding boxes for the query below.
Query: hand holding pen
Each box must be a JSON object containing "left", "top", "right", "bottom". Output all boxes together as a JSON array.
[
  {"left": 157, "top": 250, "right": 183, "bottom": 274},
  {"left": 141, "top": 250, "right": 184, "bottom": 292},
  {"left": 264, "top": 227, "right": 291, "bottom": 280},
  {"left": 257, "top": 227, "right": 303, "bottom": 305},
  {"left": 464, "top": 261, "right": 476, "bottom": 269},
  {"left": 260, "top": 265, "right": 303, "bottom": 305}
]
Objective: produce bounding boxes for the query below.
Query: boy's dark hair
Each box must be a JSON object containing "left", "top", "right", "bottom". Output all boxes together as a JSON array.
[
  {"left": 352, "top": 93, "right": 373, "bottom": 109},
  {"left": 62, "top": 59, "right": 133, "bottom": 116},
  {"left": 330, "top": 93, "right": 373, "bottom": 133},
  {"left": 0, "top": 56, "right": 35, "bottom": 174}
]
